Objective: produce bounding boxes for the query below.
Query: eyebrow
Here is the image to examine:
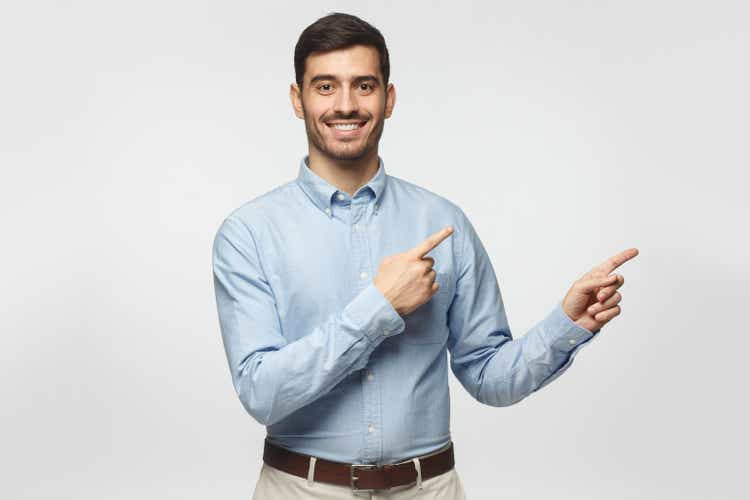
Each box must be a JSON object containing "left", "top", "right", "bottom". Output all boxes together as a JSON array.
[{"left": 309, "top": 74, "right": 380, "bottom": 85}]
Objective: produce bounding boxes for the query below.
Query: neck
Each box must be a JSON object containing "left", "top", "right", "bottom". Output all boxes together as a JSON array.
[{"left": 306, "top": 147, "right": 380, "bottom": 197}]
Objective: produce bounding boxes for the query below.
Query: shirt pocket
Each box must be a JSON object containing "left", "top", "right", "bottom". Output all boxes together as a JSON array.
[{"left": 401, "top": 271, "right": 454, "bottom": 344}]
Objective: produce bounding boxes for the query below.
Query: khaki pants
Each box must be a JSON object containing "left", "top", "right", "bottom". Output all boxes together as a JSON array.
[{"left": 251, "top": 462, "right": 468, "bottom": 499}]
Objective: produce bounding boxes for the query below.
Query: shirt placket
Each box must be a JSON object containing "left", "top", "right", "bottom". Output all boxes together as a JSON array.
[{"left": 346, "top": 192, "right": 382, "bottom": 464}]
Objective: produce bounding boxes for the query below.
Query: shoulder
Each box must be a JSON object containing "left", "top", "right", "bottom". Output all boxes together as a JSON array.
[
  {"left": 227, "top": 181, "right": 296, "bottom": 225},
  {"left": 386, "top": 174, "right": 465, "bottom": 222},
  {"left": 215, "top": 181, "right": 298, "bottom": 237},
  {"left": 386, "top": 174, "right": 479, "bottom": 257}
]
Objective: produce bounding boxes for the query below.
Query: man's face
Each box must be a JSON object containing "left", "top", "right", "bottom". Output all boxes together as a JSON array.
[{"left": 290, "top": 44, "right": 396, "bottom": 162}]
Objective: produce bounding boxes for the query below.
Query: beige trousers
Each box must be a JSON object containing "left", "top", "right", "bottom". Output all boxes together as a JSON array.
[{"left": 251, "top": 462, "right": 468, "bottom": 499}]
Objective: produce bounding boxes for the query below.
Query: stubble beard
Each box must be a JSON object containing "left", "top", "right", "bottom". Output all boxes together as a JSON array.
[{"left": 301, "top": 102, "right": 386, "bottom": 162}]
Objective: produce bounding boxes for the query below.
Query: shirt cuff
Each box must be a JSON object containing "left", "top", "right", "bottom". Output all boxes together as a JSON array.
[
  {"left": 541, "top": 301, "right": 596, "bottom": 353},
  {"left": 343, "top": 283, "right": 406, "bottom": 343}
]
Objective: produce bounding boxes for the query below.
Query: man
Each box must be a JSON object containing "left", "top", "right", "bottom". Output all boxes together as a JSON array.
[{"left": 212, "top": 12, "right": 638, "bottom": 499}]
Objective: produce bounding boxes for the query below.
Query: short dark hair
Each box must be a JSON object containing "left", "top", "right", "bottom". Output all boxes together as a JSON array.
[{"left": 294, "top": 12, "right": 390, "bottom": 89}]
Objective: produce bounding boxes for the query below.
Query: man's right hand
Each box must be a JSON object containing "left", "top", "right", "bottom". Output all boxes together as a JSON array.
[{"left": 373, "top": 226, "right": 454, "bottom": 316}]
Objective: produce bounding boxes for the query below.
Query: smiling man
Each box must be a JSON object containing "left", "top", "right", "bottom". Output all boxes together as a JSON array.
[{"left": 212, "top": 12, "right": 638, "bottom": 500}]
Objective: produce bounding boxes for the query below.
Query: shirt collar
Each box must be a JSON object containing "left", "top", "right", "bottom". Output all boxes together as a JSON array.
[{"left": 295, "top": 155, "right": 388, "bottom": 215}]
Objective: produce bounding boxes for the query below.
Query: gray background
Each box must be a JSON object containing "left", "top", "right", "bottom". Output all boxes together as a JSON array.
[{"left": 1, "top": 1, "right": 747, "bottom": 498}]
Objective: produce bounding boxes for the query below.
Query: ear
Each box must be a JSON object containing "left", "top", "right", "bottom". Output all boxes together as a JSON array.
[
  {"left": 384, "top": 83, "right": 396, "bottom": 119},
  {"left": 290, "top": 83, "right": 304, "bottom": 119}
]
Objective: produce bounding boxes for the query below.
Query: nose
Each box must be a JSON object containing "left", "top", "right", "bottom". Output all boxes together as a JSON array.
[{"left": 333, "top": 85, "right": 358, "bottom": 116}]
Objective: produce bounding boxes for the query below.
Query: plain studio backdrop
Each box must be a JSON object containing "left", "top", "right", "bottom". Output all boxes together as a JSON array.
[{"left": 1, "top": 1, "right": 747, "bottom": 499}]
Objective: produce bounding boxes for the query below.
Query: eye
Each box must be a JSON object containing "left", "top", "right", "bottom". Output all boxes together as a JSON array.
[
  {"left": 317, "top": 83, "right": 333, "bottom": 93},
  {"left": 359, "top": 83, "right": 374, "bottom": 92}
]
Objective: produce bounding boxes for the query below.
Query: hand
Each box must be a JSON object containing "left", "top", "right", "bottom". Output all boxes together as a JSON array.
[
  {"left": 374, "top": 226, "right": 454, "bottom": 316},
  {"left": 562, "top": 248, "right": 639, "bottom": 333}
]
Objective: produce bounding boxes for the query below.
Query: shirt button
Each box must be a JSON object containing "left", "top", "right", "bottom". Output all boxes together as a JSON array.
[
  {"left": 367, "top": 372, "right": 374, "bottom": 381},
  {"left": 360, "top": 271, "right": 369, "bottom": 279},
  {"left": 568, "top": 338, "right": 576, "bottom": 345},
  {"left": 368, "top": 425, "right": 374, "bottom": 433},
  {"left": 383, "top": 330, "right": 389, "bottom": 336},
  {"left": 337, "top": 193, "right": 345, "bottom": 200},
  {"left": 324, "top": 207, "right": 331, "bottom": 214},
  {"left": 353, "top": 224, "right": 359, "bottom": 232}
]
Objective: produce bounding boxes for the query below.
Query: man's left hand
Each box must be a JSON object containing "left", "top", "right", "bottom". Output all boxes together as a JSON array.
[{"left": 562, "top": 247, "right": 639, "bottom": 334}]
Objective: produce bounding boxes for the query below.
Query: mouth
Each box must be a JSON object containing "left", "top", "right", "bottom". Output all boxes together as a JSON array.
[{"left": 326, "top": 120, "right": 368, "bottom": 137}]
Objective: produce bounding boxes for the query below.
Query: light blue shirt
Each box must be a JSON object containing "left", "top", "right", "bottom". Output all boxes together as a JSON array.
[{"left": 212, "top": 155, "right": 596, "bottom": 465}]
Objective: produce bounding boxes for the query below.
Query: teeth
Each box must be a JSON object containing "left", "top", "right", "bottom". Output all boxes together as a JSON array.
[{"left": 332, "top": 123, "right": 360, "bottom": 130}]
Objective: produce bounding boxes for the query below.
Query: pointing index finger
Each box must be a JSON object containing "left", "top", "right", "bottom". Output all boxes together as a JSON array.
[
  {"left": 596, "top": 247, "right": 640, "bottom": 274},
  {"left": 411, "top": 226, "right": 454, "bottom": 258}
]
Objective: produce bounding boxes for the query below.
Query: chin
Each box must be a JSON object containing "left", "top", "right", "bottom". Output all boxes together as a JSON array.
[
  {"left": 327, "top": 150, "right": 369, "bottom": 161},
  {"left": 329, "top": 143, "right": 369, "bottom": 159}
]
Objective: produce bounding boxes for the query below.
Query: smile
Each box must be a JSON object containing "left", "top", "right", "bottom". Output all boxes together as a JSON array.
[
  {"left": 326, "top": 121, "right": 367, "bottom": 130},
  {"left": 326, "top": 121, "right": 367, "bottom": 136}
]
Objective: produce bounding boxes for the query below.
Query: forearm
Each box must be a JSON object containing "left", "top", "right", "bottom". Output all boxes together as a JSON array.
[
  {"left": 222, "top": 284, "right": 404, "bottom": 426},
  {"left": 473, "top": 302, "right": 595, "bottom": 406}
]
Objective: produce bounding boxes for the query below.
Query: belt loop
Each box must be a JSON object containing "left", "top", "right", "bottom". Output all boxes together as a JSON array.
[
  {"left": 411, "top": 457, "right": 423, "bottom": 490},
  {"left": 307, "top": 457, "right": 317, "bottom": 487}
]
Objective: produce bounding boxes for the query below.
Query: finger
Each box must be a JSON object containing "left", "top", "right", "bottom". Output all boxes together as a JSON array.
[
  {"left": 597, "top": 274, "right": 624, "bottom": 302},
  {"left": 594, "top": 304, "right": 621, "bottom": 323},
  {"left": 411, "top": 226, "right": 454, "bottom": 258},
  {"left": 577, "top": 269, "right": 608, "bottom": 282},
  {"left": 576, "top": 274, "right": 618, "bottom": 293},
  {"left": 421, "top": 256, "right": 436, "bottom": 269},
  {"left": 593, "top": 247, "right": 639, "bottom": 274},
  {"left": 588, "top": 291, "right": 621, "bottom": 314}
]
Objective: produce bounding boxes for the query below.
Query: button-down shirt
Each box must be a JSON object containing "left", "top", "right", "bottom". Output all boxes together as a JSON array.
[{"left": 212, "top": 155, "right": 597, "bottom": 465}]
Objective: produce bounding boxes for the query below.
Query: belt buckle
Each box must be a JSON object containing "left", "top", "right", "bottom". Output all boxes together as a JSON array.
[{"left": 350, "top": 463, "right": 377, "bottom": 493}]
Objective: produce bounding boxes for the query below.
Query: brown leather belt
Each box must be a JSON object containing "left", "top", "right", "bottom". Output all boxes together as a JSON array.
[{"left": 262, "top": 438, "right": 455, "bottom": 492}]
